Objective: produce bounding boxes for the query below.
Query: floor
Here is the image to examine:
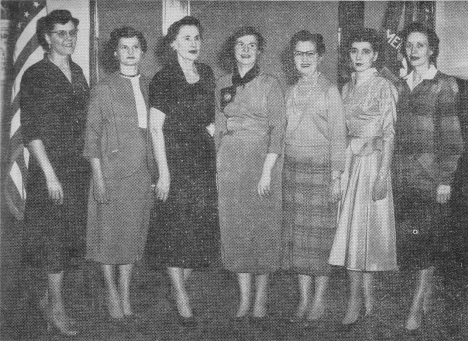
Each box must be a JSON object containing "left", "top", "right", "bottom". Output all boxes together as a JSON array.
[{"left": 1, "top": 258, "right": 467, "bottom": 341}]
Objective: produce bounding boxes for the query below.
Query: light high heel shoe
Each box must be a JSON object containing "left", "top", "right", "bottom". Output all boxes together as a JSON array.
[{"left": 39, "top": 302, "right": 78, "bottom": 337}]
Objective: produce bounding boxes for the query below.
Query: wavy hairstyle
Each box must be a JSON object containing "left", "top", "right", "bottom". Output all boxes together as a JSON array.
[
  {"left": 36, "top": 9, "right": 79, "bottom": 52},
  {"left": 282, "top": 30, "right": 326, "bottom": 85},
  {"left": 156, "top": 16, "right": 203, "bottom": 66},
  {"left": 217, "top": 26, "right": 265, "bottom": 73},
  {"left": 102, "top": 26, "right": 147, "bottom": 73}
]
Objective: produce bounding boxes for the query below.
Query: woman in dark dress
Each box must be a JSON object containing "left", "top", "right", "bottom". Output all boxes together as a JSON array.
[
  {"left": 20, "top": 10, "right": 90, "bottom": 336},
  {"left": 394, "top": 22, "right": 463, "bottom": 332},
  {"left": 147, "top": 16, "right": 218, "bottom": 325}
]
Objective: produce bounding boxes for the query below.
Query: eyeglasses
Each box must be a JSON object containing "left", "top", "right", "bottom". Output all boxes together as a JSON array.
[
  {"left": 50, "top": 29, "right": 79, "bottom": 38},
  {"left": 293, "top": 51, "right": 317, "bottom": 58}
]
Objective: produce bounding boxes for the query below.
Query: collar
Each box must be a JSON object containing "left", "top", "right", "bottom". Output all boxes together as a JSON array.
[
  {"left": 404, "top": 64, "right": 438, "bottom": 89},
  {"left": 352, "top": 67, "right": 378, "bottom": 85},
  {"left": 232, "top": 64, "right": 260, "bottom": 88}
]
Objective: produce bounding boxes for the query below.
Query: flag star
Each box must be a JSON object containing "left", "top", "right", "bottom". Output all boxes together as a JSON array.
[
  {"left": 24, "top": 11, "right": 30, "bottom": 18},
  {"left": 33, "top": 2, "right": 40, "bottom": 7}
]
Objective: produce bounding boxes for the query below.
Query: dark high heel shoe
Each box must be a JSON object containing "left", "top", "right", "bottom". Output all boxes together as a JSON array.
[{"left": 177, "top": 314, "right": 197, "bottom": 328}]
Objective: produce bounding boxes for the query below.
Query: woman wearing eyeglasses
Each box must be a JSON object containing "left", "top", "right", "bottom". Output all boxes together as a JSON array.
[
  {"left": 20, "top": 10, "right": 90, "bottom": 336},
  {"left": 281, "top": 30, "right": 346, "bottom": 327},
  {"left": 215, "top": 27, "right": 286, "bottom": 323}
]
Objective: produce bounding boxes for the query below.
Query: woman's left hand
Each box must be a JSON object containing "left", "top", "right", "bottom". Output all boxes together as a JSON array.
[
  {"left": 258, "top": 173, "right": 271, "bottom": 198},
  {"left": 372, "top": 176, "right": 388, "bottom": 201},
  {"left": 436, "top": 184, "right": 451, "bottom": 204}
]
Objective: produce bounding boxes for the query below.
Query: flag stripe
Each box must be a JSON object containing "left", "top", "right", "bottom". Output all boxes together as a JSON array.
[
  {"left": 13, "top": 7, "right": 47, "bottom": 62},
  {"left": 12, "top": 37, "right": 41, "bottom": 83},
  {"left": 11, "top": 47, "right": 43, "bottom": 105}
]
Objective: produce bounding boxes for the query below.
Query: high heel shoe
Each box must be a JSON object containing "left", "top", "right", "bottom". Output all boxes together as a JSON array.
[
  {"left": 39, "top": 300, "right": 78, "bottom": 336},
  {"left": 177, "top": 314, "right": 197, "bottom": 328}
]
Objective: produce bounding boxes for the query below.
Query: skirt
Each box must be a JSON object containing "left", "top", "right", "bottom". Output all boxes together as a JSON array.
[
  {"left": 281, "top": 146, "right": 337, "bottom": 276},
  {"left": 329, "top": 149, "right": 397, "bottom": 271}
]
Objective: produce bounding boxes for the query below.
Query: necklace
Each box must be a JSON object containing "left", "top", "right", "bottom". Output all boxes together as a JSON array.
[{"left": 119, "top": 72, "right": 140, "bottom": 78}]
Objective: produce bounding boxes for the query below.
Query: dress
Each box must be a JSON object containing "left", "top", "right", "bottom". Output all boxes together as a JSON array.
[
  {"left": 146, "top": 62, "right": 219, "bottom": 269},
  {"left": 216, "top": 71, "right": 286, "bottom": 274},
  {"left": 281, "top": 73, "right": 346, "bottom": 276},
  {"left": 20, "top": 56, "right": 90, "bottom": 272},
  {"left": 393, "top": 66, "right": 463, "bottom": 271},
  {"left": 84, "top": 72, "right": 153, "bottom": 264},
  {"left": 329, "top": 68, "right": 398, "bottom": 271}
]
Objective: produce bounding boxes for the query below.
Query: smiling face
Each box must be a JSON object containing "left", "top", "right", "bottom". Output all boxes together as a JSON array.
[
  {"left": 116, "top": 36, "right": 143, "bottom": 67},
  {"left": 45, "top": 21, "right": 77, "bottom": 56},
  {"left": 234, "top": 34, "right": 259, "bottom": 68},
  {"left": 294, "top": 40, "right": 321, "bottom": 77},
  {"left": 171, "top": 25, "right": 201, "bottom": 62},
  {"left": 405, "top": 32, "right": 432, "bottom": 68},
  {"left": 349, "top": 41, "right": 378, "bottom": 73}
]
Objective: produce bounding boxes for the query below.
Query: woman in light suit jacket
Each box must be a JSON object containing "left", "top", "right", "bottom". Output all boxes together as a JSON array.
[{"left": 84, "top": 27, "right": 154, "bottom": 321}]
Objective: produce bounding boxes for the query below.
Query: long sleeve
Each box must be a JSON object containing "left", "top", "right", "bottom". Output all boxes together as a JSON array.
[
  {"left": 214, "top": 82, "right": 227, "bottom": 151},
  {"left": 83, "top": 84, "right": 106, "bottom": 160},
  {"left": 266, "top": 78, "right": 286, "bottom": 154},
  {"left": 436, "top": 76, "right": 463, "bottom": 186},
  {"left": 379, "top": 80, "right": 398, "bottom": 142},
  {"left": 326, "top": 85, "right": 347, "bottom": 172}
]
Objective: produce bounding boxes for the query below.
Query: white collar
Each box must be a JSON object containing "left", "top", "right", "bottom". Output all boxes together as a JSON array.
[{"left": 404, "top": 64, "right": 438, "bottom": 90}]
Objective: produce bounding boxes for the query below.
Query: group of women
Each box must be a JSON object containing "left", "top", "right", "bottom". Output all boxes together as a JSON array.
[{"left": 19, "top": 9, "right": 463, "bottom": 337}]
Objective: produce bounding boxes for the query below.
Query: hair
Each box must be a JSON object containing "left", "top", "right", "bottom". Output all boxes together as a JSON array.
[
  {"left": 101, "top": 26, "right": 147, "bottom": 73},
  {"left": 282, "top": 30, "right": 326, "bottom": 85},
  {"left": 36, "top": 9, "right": 79, "bottom": 51},
  {"left": 401, "top": 22, "right": 439, "bottom": 65},
  {"left": 347, "top": 27, "right": 382, "bottom": 54},
  {"left": 156, "top": 16, "right": 203, "bottom": 65},
  {"left": 218, "top": 26, "right": 265, "bottom": 72}
]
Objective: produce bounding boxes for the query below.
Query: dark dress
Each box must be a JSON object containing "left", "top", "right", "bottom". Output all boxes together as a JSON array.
[
  {"left": 20, "top": 57, "right": 90, "bottom": 273},
  {"left": 146, "top": 62, "right": 219, "bottom": 269},
  {"left": 394, "top": 69, "right": 463, "bottom": 271}
]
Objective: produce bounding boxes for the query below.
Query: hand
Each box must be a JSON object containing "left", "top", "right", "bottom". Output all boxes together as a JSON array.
[
  {"left": 258, "top": 173, "right": 271, "bottom": 198},
  {"left": 93, "top": 179, "right": 109, "bottom": 204},
  {"left": 156, "top": 173, "right": 170, "bottom": 202},
  {"left": 46, "top": 174, "right": 64, "bottom": 205},
  {"left": 436, "top": 184, "right": 451, "bottom": 204},
  {"left": 329, "top": 178, "right": 341, "bottom": 202},
  {"left": 206, "top": 123, "right": 215, "bottom": 137},
  {"left": 372, "top": 176, "right": 388, "bottom": 201}
]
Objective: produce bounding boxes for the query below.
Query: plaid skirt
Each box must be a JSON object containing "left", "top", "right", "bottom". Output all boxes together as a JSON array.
[{"left": 281, "top": 147, "right": 338, "bottom": 276}]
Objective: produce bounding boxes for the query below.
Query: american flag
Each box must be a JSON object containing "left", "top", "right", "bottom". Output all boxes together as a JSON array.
[{"left": 3, "top": 1, "right": 47, "bottom": 220}]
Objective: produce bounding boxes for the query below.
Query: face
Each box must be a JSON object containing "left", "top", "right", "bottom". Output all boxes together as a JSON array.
[
  {"left": 115, "top": 36, "right": 143, "bottom": 67},
  {"left": 349, "top": 41, "right": 378, "bottom": 73},
  {"left": 234, "top": 35, "right": 259, "bottom": 68},
  {"left": 405, "top": 32, "right": 432, "bottom": 68},
  {"left": 171, "top": 25, "right": 201, "bottom": 62},
  {"left": 45, "top": 21, "right": 78, "bottom": 56},
  {"left": 294, "top": 40, "right": 321, "bottom": 77}
]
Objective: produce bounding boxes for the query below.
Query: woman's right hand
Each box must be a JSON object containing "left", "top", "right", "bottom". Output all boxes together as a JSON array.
[
  {"left": 46, "top": 174, "right": 64, "bottom": 205},
  {"left": 156, "top": 173, "right": 170, "bottom": 202},
  {"left": 93, "top": 179, "right": 109, "bottom": 204}
]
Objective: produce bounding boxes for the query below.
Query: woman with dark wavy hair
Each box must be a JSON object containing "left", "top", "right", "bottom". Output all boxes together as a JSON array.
[
  {"left": 146, "top": 16, "right": 218, "bottom": 326},
  {"left": 20, "top": 9, "right": 89, "bottom": 336},
  {"left": 281, "top": 30, "right": 346, "bottom": 327},
  {"left": 329, "top": 28, "right": 398, "bottom": 329},
  {"left": 394, "top": 22, "right": 463, "bottom": 333},
  {"left": 215, "top": 26, "right": 286, "bottom": 323},
  {"left": 84, "top": 26, "right": 152, "bottom": 322}
]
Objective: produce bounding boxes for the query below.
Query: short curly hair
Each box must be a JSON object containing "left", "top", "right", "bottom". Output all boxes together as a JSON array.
[
  {"left": 36, "top": 10, "right": 79, "bottom": 52},
  {"left": 102, "top": 26, "right": 147, "bottom": 73},
  {"left": 218, "top": 26, "right": 265, "bottom": 72},
  {"left": 157, "top": 16, "right": 203, "bottom": 66},
  {"left": 347, "top": 27, "right": 382, "bottom": 54},
  {"left": 282, "top": 30, "right": 326, "bottom": 85},
  {"left": 401, "top": 22, "right": 439, "bottom": 65}
]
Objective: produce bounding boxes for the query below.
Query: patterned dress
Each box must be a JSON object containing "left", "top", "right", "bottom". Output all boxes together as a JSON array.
[
  {"left": 393, "top": 67, "right": 463, "bottom": 271},
  {"left": 329, "top": 68, "right": 398, "bottom": 271},
  {"left": 215, "top": 71, "right": 286, "bottom": 274},
  {"left": 281, "top": 73, "right": 346, "bottom": 276}
]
